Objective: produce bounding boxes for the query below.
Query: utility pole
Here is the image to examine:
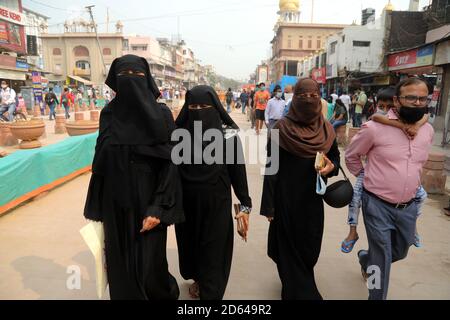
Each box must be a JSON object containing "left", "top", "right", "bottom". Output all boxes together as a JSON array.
[
  {"left": 106, "top": 7, "right": 109, "bottom": 33},
  {"left": 86, "top": 5, "right": 106, "bottom": 76}
]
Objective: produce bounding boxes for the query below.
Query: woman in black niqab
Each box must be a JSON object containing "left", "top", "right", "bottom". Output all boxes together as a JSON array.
[
  {"left": 174, "top": 85, "right": 252, "bottom": 300},
  {"left": 84, "top": 54, "right": 184, "bottom": 300}
]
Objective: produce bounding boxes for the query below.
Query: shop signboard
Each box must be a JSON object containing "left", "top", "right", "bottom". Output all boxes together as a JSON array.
[
  {"left": 32, "top": 71, "right": 43, "bottom": 103},
  {"left": 0, "top": 6, "right": 26, "bottom": 54},
  {"left": 388, "top": 45, "right": 434, "bottom": 71}
]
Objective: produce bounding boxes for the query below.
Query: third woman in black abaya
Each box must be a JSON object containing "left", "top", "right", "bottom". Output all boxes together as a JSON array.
[
  {"left": 260, "top": 79, "right": 340, "bottom": 300},
  {"left": 83, "top": 54, "right": 184, "bottom": 300},
  {"left": 174, "top": 86, "right": 252, "bottom": 300}
]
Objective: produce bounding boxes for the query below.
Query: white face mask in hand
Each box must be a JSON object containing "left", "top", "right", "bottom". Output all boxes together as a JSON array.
[{"left": 316, "top": 173, "right": 327, "bottom": 195}]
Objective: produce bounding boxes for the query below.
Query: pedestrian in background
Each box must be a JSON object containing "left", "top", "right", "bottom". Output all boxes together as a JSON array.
[
  {"left": 226, "top": 88, "right": 233, "bottom": 113},
  {"left": 45, "top": 88, "right": 58, "bottom": 120},
  {"left": 254, "top": 82, "right": 270, "bottom": 135},
  {"left": 240, "top": 89, "right": 249, "bottom": 115},
  {"left": 60, "top": 87, "right": 71, "bottom": 119},
  {"left": 0, "top": 81, "right": 16, "bottom": 122},
  {"left": 265, "top": 85, "right": 285, "bottom": 131},
  {"left": 249, "top": 85, "right": 259, "bottom": 128}
]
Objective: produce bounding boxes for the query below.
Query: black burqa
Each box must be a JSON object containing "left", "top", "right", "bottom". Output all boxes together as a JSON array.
[
  {"left": 260, "top": 79, "right": 340, "bottom": 300},
  {"left": 174, "top": 86, "right": 251, "bottom": 300},
  {"left": 84, "top": 54, "right": 184, "bottom": 300}
]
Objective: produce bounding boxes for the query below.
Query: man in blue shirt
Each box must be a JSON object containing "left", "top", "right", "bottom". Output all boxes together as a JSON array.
[{"left": 240, "top": 89, "right": 249, "bottom": 115}]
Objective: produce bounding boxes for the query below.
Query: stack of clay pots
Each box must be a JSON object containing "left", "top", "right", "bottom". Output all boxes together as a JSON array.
[
  {"left": 421, "top": 153, "right": 446, "bottom": 195},
  {"left": 0, "top": 122, "right": 18, "bottom": 147}
]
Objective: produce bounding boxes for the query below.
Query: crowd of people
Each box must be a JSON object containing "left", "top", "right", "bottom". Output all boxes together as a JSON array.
[
  {"left": 83, "top": 54, "right": 435, "bottom": 301},
  {"left": 0, "top": 82, "right": 113, "bottom": 122}
]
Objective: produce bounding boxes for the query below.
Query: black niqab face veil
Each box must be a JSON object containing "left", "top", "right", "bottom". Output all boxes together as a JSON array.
[
  {"left": 175, "top": 85, "right": 239, "bottom": 183},
  {"left": 176, "top": 85, "right": 239, "bottom": 131},
  {"left": 105, "top": 54, "right": 168, "bottom": 145}
]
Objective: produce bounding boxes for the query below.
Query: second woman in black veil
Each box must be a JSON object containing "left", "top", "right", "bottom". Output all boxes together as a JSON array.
[{"left": 174, "top": 85, "right": 252, "bottom": 300}]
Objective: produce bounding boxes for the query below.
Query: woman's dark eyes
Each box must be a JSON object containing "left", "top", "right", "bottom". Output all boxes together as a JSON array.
[{"left": 118, "top": 71, "right": 144, "bottom": 76}]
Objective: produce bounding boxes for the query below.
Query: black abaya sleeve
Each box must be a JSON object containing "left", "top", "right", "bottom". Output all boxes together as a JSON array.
[
  {"left": 226, "top": 135, "right": 252, "bottom": 208},
  {"left": 146, "top": 161, "right": 185, "bottom": 225},
  {"left": 325, "top": 139, "right": 340, "bottom": 178},
  {"left": 83, "top": 173, "right": 104, "bottom": 222}
]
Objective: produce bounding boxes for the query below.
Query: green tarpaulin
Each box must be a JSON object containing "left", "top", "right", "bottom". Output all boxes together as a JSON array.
[{"left": 0, "top": 132, "right": 98, "bottom": 207}]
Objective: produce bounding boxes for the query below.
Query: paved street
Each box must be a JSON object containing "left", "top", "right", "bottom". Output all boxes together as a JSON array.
[{"left": 0, "top": 110, "right": 449, "bottom": 300}]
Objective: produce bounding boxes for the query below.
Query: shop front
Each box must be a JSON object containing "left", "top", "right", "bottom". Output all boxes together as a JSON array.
[{"left": 433, "top": 39, "right": 450, "bottom": 141}]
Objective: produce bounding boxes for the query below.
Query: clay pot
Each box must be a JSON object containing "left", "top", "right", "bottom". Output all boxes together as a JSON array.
[
  {"left": 65, "top": 120, "right": 99, "bottom": 136},
  {"left": 90, "top": 110, "right": 100, "bottom": 121},
  {"left": 75, "top": 112, "right": 85, "bottom": 121},
  {"left": 9, "top": 120, "right": 46, "bottom": 149},
  {"left": 55, "top": 114, "right": 67, "bottom": 134}
]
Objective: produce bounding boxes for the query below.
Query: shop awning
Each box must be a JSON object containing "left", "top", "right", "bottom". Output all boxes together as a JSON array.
[
  {"left": 0, "top": 69, "right": 27, "bottom": 81},
  {"left": 68, "top": 75, "right": 94, "bottom": 86}
]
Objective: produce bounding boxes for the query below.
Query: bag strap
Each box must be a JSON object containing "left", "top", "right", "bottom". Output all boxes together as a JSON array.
[{"left": 338, "top": 165, "right": 350, "bottom": 181}]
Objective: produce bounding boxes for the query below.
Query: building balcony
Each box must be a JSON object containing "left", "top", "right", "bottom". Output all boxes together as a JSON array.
[{"left": 73, "top": 68, "right": 91, "bottom": 77}]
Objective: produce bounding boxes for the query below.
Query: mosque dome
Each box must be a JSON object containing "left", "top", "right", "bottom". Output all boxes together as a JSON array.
[
  {"left": 279, "top": 0, "right": 300, "bottom": 12},
  {"left": 384, "top": 0, "right": 395, "bottom": 11}
]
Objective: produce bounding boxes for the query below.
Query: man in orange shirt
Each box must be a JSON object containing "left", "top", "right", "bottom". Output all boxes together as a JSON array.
[{"left": 254, "top": 82, "right": 270, "bottom": 135}]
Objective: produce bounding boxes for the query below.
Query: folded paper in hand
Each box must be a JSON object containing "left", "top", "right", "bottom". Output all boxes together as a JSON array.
[
  {"left": 80, "top": 221, "right": 108, "bottom": 299},
  {"left": 315, "top": 152, "right": 326, "bottom": 170}
]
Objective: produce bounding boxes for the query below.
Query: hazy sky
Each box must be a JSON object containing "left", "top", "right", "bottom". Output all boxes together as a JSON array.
[{"left": 22, "top": 0, "right": 431, "bottom": 80}]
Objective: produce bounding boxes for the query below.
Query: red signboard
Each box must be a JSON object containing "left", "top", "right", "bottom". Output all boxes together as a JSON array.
[
  {"left": 0, "top": 7, "right": 25, "bottom": 25},
  {"left": 0, "top": 4, "right": 26, "bottom": 54},
  {"left": 311, "top": 67, "right": 326, "bottom": 84},
  {"left": 388, "top": 49, "right": 418, "bottom": 70}
]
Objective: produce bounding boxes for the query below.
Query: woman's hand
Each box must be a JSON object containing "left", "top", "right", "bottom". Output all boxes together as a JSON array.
[
  {"left": 235, "top": 212, "right": 249, "bottom": 241},
  {"left": 267, "top": 217, "right": 274, "bottom": 222},
  {"left": 140, "top": 216, "right": 161, "bottom": 233},
  {"left": 318, "top": 154, "right": 335, "bottom": 177}
]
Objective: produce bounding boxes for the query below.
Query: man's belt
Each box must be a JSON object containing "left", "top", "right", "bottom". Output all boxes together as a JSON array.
[{"left": 363, "top": 188, "right": 415, "bottom": 210}]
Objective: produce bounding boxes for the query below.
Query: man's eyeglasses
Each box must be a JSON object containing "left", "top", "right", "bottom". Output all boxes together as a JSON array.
[
  {"left": 399, "top": 95, "right": 431, "bottom": 105},
  {"left": 295, "top": 93, "right": 320, "bottom": 99}
]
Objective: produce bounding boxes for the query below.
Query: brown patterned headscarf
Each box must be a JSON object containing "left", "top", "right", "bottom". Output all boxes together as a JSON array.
[{"left": 274, "top": 78, "right": 336, "bottom": 158}]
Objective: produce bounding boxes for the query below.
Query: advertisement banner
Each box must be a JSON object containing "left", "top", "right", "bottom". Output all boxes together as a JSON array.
[
  {"left": 388, "top": 45, "right": 434, "bottom": 71},
  {"left": 257, "top": 66, "right": 268, "bottom": 83},
  {"left": 0, "top": 21, "right": 8, "bottom": 43},
  {"left": 0, "top": 6, "right": 26, "bottom": 53},
  {"left": 32, "top": 71, "right": 43, "bottom": 103},
  {"left": 16, "top": 57, "right": 28, "bottom": 69},
  {"left": 0, "top": 6, "right": 26, "bottom": 26},
  {"left": 311, "top": 67, "right": 326, "bottom": 84},
  {"left": 388, "top": 49, "right": 418, "bottom": 71}
]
